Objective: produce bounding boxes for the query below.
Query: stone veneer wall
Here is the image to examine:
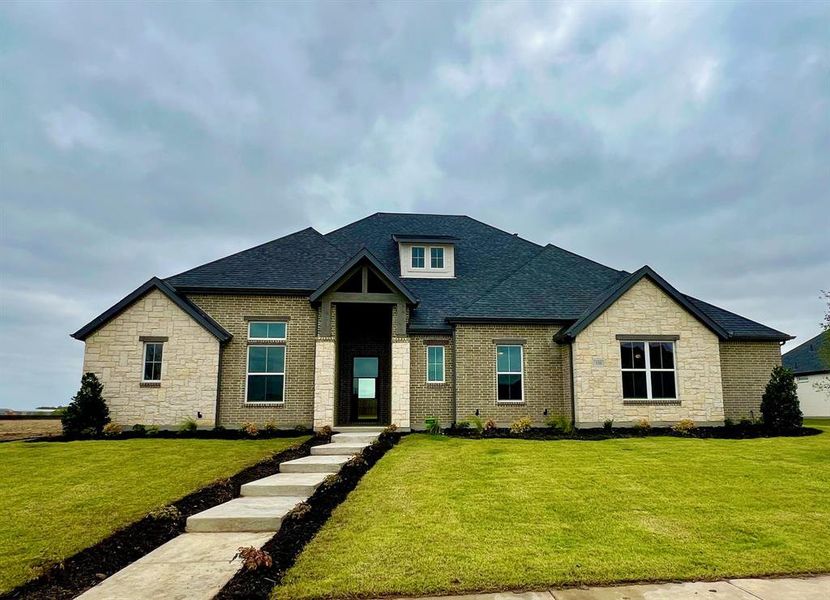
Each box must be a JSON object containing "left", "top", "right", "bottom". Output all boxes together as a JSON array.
[
  {"left": 409, "top": 335, "right": 454, "bottom": 429},
  {"left": 454, "top": 323, "right": 569, "bottom": 427},
  {"left": 572, "top": 278, "right": 725, "bottom": 427},
  {"left": 82, "top": 289, "right": 219, "bottom": 427},
  {"left": 391, "top": 338, "right": 411, "bottom": 428},
  {"left": 187, "top": 294, "right": 317, "bottom": 428},
  {"left": 313, "top": 338, "right": 335, "bottom": 428},
  {"left": 719, "top": 340, "right": 781, "bottom": 420}
]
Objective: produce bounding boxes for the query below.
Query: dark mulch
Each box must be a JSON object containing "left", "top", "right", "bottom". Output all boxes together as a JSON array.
[
  {"left": 443, "top": 425, "right": 822, "bottom": 441},
  {"left": 215, "top": 430, "right": 401, "bottom": 599},
  {"left": 0, "top": 436, "right": 328, "bottom": 600},
  {"left": 25, "top": 427, "right": 314, "bottom": 444}
]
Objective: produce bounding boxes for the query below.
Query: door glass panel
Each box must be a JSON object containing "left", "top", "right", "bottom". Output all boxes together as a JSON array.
[
  {"left": 354, "top": 357, "right": 378, "bottom": 378},
  {"left": 357, "top": 378, "right": 376, "bottom": 399}
]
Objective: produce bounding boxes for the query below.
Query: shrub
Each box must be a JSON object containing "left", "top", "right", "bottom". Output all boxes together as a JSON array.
[
  {"left": 603, "top": 419, "right": 614, "bottom": 431},
  {"left": 425, "top": 418, "right": 441, "bottom": 435},
  {"left": 234, "top": 546, "right": 273, "bottom": 571},
  {"left": 484, "top": 418, "right": 497, "bottom": 432},
  {"left": 146, "top": 425, "right": 160, "bottom": 436},
  {"left": 384, "top": 423, "right": 398, "bottom": 434},
  {"left": 178, "top": 417, "right": 198, "bottom": 434},
  {"left": 263, "top": 419, "right": 279, "bottom": 434},
  {"left": 131, "top": 424, "right": 147, "bottom": 435},
  {"left": 287, "top": 501, "right": 312, "bottom": 520},
  {"left": 241, "top": 421, "right": 259, "bottom": 437},
  {"left": 294, "top": 424, "right": 310, "bottom": 433},
  {"left": 102, "top": 422, "right": 123, "bottom": 437},
  {"left": 672, "top": 419, "right": 696, "bottom": 435},
  {"left": 761, "top": 366, "right": 802, "bottom": 432},
  {"left": 545, "top": 415, "right": 572, "bottom": 434},
  {"left": 723, "top": 417, "right": 735, "bottom": 428},
  {"left": 632, "top": 417, "right": 651, "bottom": 433},
  {"left": 455, "top": 420, "right": 470, "bottom": 430},
  {"left": 510, "top": 416, "right": 533, "bottom": 434},
  {"left": 62, "top": 372, "right": 110, "bottom": 437},
  {"left": 317, "top": 425, "right": 333, "bottom": 438},
  {"left": 149, "top": 505, "right": 181, "bottom": 521},
  {"left": 469, "top": 415, "right": 484, "bottom": 435}
]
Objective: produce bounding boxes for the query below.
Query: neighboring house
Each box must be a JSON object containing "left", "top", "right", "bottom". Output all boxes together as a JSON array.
[
  {"left": 71, "top": 213, "right": 792, "bottom": 430},
  {"left": 783, "top": 331, "right": 830, "bottom": 418}
]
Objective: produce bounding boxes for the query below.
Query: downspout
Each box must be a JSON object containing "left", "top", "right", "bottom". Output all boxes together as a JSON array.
[
  {"left": 452, "top": 324, "right": 458, "bottom": 427},
  {"left": 569, "top": 340, "right": 576, "bottom": 428},
  {"left": 214, "top": 342, "right": 223, "bottom": 428}
]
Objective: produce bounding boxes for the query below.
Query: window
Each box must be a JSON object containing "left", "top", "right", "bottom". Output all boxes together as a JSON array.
[
  {"left": 430, "top": 247, "right": 444, "bottom": 269},
  {"left": 797, "top": 375, "right": 808, "bottom": 382},
  {"left": 620, "top": 341, "right": 677, "bottom": 400},
  {"left": 248, "top": 321, "right": 286, "bottom": 340},
  {"left": 411, "top": 246, "right": 425, "bottom": 269},
  {"left": 142, "top": 342, "right": 163, "bottom": 382},
  {"left": 427, "top": 345, "right": 445, "bottom": 383},
  {"left": 496, "top": 345, "right": 523, "bottom": 402},
  {"left": 247, "top": 346, "right": 285, "bottom": 403}
]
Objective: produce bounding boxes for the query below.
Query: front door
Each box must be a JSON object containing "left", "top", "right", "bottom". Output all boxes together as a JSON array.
[{"left": 352, "top": 357, "right": 379, "bottom": 421}]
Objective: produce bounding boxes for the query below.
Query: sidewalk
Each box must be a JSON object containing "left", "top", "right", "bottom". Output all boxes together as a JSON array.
[{"left": 397, "top": 575, "right": 829, "bottom": 600}]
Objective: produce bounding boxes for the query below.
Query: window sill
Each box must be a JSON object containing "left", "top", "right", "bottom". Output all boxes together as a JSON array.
[
  {"left": 243, "top": 401, "right": 286, "bottom": 406},
  {"left": 427, "top": 380, "right": 446, "bottom": 385},
  {"left": 140, "top": 382, "right": 161, "bottom": 388},
  {"left": 622, "top": 399, "right": 680, "bottom": 406},
  {"left": 247, "top": 340, "right": 286, "bottom": 345},
  {"left": 496, "top": 400, "right": 525, "bottom": 405}
]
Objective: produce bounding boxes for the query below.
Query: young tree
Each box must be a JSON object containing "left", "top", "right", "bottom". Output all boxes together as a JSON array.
[
  {"left": 815, "top": 290, "right": 830, "bottom": 398},
  {"left": 761, "top": 366, "right": 802, "bottom": 432},
  {"left": 62, "top": 372, "right": 110, "bottom": 437}
]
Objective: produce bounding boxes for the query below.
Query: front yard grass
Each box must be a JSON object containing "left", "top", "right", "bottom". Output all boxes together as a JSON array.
[
  {"left": 276, "top": 423, "right": 830, "bottom": 599},
  {"left": 0, "top": 436, "right": 308, "bottom": 594}
]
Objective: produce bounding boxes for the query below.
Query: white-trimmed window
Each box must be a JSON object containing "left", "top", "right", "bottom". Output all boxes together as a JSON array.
[
  {"left": 411, "top": 246, "right": 425, "bottom": 269},
  {"left": 620, "top": 341, "right": 677, "bottom": 399},
  {"left": 247, "top": 346, "right": 285, "bottom": 403},
  {"left": 248, "top": 321, "right": 286, "bottom": 341},
  {"left": 143, "top": 342, "right": 163, "bottom": 382},
  {"left": 426, "top": 345, "right": 445, "bottom": 383},
  {"left": 496, "top": 345, "right": 523, "bottom": 402},
  {"left": 430, "top": 247, "right": 444, "bottom": 269}
]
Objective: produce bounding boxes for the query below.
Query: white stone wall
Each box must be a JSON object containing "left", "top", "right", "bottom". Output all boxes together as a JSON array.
[
  {"left": 82, "top": 289, "right": 220, "bottom": 427},
  {"left": 313, "top": 338, "right": 336, "bottom": 428},
  {"left": 573, "top": 278, "right": 725, "bottom": 427},
  {"left": 391, "top": 338, "right": 411, "bottom": 428}
]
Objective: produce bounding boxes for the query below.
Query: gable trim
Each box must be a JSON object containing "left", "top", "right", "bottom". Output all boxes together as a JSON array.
[
  {"left": 308, "top": 248, "right": 418, "bottom": 304},
  {"left": 71, "top": 277, "right": 232, "bottom": 343}
]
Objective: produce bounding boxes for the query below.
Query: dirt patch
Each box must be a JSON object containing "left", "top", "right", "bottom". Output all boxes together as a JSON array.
[
  {"left": 0, "top": 420, "right": 62, "bottom": 442},
  {"left": 216, "top": 430, "right": 401, "bottom": 599},
  {"left": 0, "top": 435, "right": 327, "bottom": 600}
]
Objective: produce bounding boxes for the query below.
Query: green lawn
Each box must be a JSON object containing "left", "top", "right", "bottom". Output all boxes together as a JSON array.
[
  {"left": 276, "top": 423, "right": 830, "bottom": 599},
  {"left": 0, "top": 436, "right": 307, "bottom": 594}
]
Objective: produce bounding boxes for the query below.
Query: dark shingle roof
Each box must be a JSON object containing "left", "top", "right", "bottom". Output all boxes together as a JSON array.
[
  {"left": 166, "top": 227, "right": 347, "bottom": 292},
  {"left": 683, "top": 296, "right": 791, "bottom": 341},
  {"left": 783, "top": 331, "right": 830, "bottom": 374}
]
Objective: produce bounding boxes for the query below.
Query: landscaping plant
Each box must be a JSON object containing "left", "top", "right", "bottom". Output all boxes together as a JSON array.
[
  {"left": 632, "top": 417, "right": 651, "bottom": 433},
  {"left": 102, "top": 422, "right": 123, "bottom": 437},
  {"left": 241, "top": 422, "right": 259, "bottom": 437},
  {"left": 761, "top": 366, "right": 803, "bottom": 432},
  {"left": 264, "top": 419, "right": 279, "bottom": 434},
  {"left": 510, "top": 416, "right": 533, "bottom": 434},
  {"left": 234, "top": 546, "right": 274, "bottom": 571},
  {"left": 61, "top": 372, "right": 110, "bottom": 437},
  {"left": 178, "top": 417, "right": 198, "bottom": 434},
  {"left": 672, "top": 419, "right": 696, "bottom": 436},
  {"left": 484, "top": 418, "right": 497, "bottom": 433},
  {"left": 545, "top": 415, "right": 573, "bottom": 434},
  {"left": 469, "top": 415, "right": 484, "bottom": 435},
  {"left": 425, "top": 418, "right": 441, "bottom": 435}
]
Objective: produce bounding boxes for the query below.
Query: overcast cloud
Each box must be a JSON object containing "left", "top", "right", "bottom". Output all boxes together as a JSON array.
[{"left": 1, "top": 1, "right": 828, "bottom": 410}]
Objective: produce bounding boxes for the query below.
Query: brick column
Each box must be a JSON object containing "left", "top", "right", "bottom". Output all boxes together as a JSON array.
[
  {"left": 391, "top": 338, "right": 411, "bottom": 428},
  {"left": 313, "top": 338, "right": 336, "bottom": 428}
]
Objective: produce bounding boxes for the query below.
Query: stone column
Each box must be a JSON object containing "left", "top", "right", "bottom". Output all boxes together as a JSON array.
[
  {"left": 391, "top": 338, "right": 411, "bottom": 429},
  {"left": 313, "top": 338, "right": 336, "bottom": 428}
]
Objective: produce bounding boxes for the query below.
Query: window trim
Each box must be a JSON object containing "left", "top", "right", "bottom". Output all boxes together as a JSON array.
[
  {"left": 141, "top": 341, "right": 164, "bottom": 383},
  {"left": 496, "top": 344, "right": 524, "bottom": 403},
  {"left": 619, "top": 339, "right": 678, "bottom": 401},
  {"left": 426, "top": 345, "right": 445, "bottom": 384},
  {"left": 411, "top": 246, "right": 426, "bottom": 269},
  {"left": 247, "top": 320, "right": 287, "bottom": 342},
  {"left": 430, "top": 247, "right": 445, "bottom": 269},
  {"left": 244, "top": 344, "right": 287, "bottom": 405}
]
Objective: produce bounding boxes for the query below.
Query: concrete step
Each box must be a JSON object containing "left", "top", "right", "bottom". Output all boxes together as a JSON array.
[
  {"left": 279, "top": 454, "right": 351, "bottom": 473},
  {"left": 240, "top": 472, "right": 329, "bottom": 497},
  {"left": 185, "top": 496, "right": 306, "bottom": 533},
  {"left": 331, "top": 432, "right": 379, "bottom": 445},
  {"left": 311, "top": 443, "right": 367, "bottom": 456}
]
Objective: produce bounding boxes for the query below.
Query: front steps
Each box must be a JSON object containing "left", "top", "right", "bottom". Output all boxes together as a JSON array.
[
  {"left": 311, "top": 443, "right": 368, "bottom": 455},
  {"left": 185, "top": 496, "right": 306, "bottom": 532},
  {"left": 240, "top": 472, "right": 329, "bottom": 497},
  {"left": 278, "top": 454, "right": 351, "bottom": 474}
]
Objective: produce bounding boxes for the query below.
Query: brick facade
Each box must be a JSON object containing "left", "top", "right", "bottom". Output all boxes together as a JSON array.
[
  {"left": 82, "top": 289, "right": 220, "bottom": 427},
  {"left": 409, "top": 335, "right": 454, "bottom": 429},
  {"left": 719, "top": 340, "right": 781, "bottom": 420},
  {"left": 454, "top": 323, "right": 570, "bottom": 427},
  {"left": 187, "top": 294, "right": 317, "bottom": 428}
]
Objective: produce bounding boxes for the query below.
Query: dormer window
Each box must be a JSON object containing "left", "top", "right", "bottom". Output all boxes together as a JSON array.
[
  {"left": 411, "top": 247, "right": 425, "bottom": 269},
  {"left": 430, "top": 247, "right": 444, "bottom": 269},
  {"left": 393, "top": 235, "right": 457, "bottom": 279}
]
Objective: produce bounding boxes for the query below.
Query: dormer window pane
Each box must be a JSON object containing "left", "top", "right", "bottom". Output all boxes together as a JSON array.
[
  {"left": 412, "top": 247, "right": 425, "bottom": 268},
  {"left": 430, "top": 247, "right": 444, "bottom": 269}
]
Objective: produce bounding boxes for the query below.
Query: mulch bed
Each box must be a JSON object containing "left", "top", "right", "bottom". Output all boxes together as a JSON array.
[
  {"left": 1, "top": 435, "right": 327, "bottom": 600},
  {"left": 215, "top": 430, "right": 401, "bottom": 599},
  {"left": 24, "top": 427, "right": 314, "bottom": 443},
  {"left": 443, "top": 425, "right": 822, "bottom": 440}
]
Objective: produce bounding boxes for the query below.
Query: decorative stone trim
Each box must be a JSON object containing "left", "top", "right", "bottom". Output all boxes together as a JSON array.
[
  {"left": 492, "top": 338, "right": 526, "bottom": 345},
  {"left": 245, "top": 339, "right": 286, "bottom": 346},
  {"left": 139, "top": 382, "right": 161, "bottom": 388},
  {"left": 391, "top": 340, "right": 411, "bottom": 428},
  {"left": 243, "top": 315, "right": 291, "bottom": 321},
  {"left": 616, "top": 334, "right": 680, "bottom": 341},
  {"left": 313, "top": 339, "right": 336, "bottom": 428},
  {"left": 622, "top": 399, "right": 681, "bottom": 406},
  {"left": 139, "top": 335, "right": 168, "bottom": 342},
  {"left": 422, "top": 338, "right": 451, "bottom": 345}
]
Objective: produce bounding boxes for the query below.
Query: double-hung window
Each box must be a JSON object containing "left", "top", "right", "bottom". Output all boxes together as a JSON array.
[
  {"left": 247, "top": 321, "right": 286, "bottom": 403},
  {"left": 426, "top": 345, "right": 445, "bottom": 383},
  {"left": 142, "top": 342, "right": 163, "bottom": 382},
  {"left": 496, "top": 345, "right": 523, "bottom": 402},
  {"left": 430, "top": 247, "right": 444, "bottom": 269},
  {"left": 411, "top": 246, "right": 425, "bottom": 269},
  {"left": 620, "top": 341, "right": 677, "bottom": 400}
]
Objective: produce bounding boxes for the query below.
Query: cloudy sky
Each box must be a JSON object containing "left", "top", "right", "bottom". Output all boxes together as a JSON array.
[{"left": 1, "top": 1, "right": 828, "bottom": 410}]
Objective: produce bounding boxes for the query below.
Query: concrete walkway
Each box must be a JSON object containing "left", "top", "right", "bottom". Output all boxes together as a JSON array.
[
  {"left": 400, "top": 575, "right": 829, "bottom": 600},
  {"left": 79, "top": 429, "right": 382, "bottom": 600}
]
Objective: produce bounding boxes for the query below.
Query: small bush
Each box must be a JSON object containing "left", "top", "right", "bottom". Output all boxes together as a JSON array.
[
  {"left": 545, "top": 415, "right": 572, "bottom": 434},
  {"left": 761, "top": 366, "right": 802, "bottom": 432},
  {"left": 263, "top": 419, "right": 279, "bottom": 434},
  {"left": 294, "top": 424, "right": 310, "bottom": 433},
  {"left": 178, "top": 417, "right": 198, "bottom": 434},
  {"left": 241, "top": 421, "right": 259, "bottom": 437},
  {"left": 455, "top": 420, "right": 470, "bottom": 430},
  {"left": 287, "top": 501, "right": 312, "bottom": 520},
  {"left": 383, "top": 423, "right": 398, "bottom": 434},
  {"left": 347, "top": 454, "right": 367, "bottom": 468},
  {"left": 632, "top": 417, "right": 651, "bottom": 433},
  {"left": 510, "top": 416, "right": 533, "bottom": 434},
  {"left": 603, "top": 419, "right": 614, "bottom": 431},
  {"left": 62, "top": 372, "right": 110, "bottom": 437},
  {"left": 723, "top": 417, "right": 735, "bottom": 428},
  {"left": 317, "top": 425, "right": 333, "bottom": 438},
  {"left": 425, "top": 418, "right": 441, "bottom": 435},
  {"left": 149, "top": 505, "right": 181, "bottom": 521},
  {"left": 131, "top": 424, "right": 147, "bottom": 435},
  {"left": 234, "top": 546, "right": 273, "bottom": 571},
  {"left": 672, "top": 419, "right": 696, "bottom": 435},
  {"left": 102, "top": 422, "right": 123, "bottom": 437},
  {"left": 469, "top": 415, "right": 484, "bottom": 435},
  {"left": 484, "top": 418, "right": 497, "bottom": 432},
  {"left": 146, "top": 425, "right": 160, "bottom": 436}
]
